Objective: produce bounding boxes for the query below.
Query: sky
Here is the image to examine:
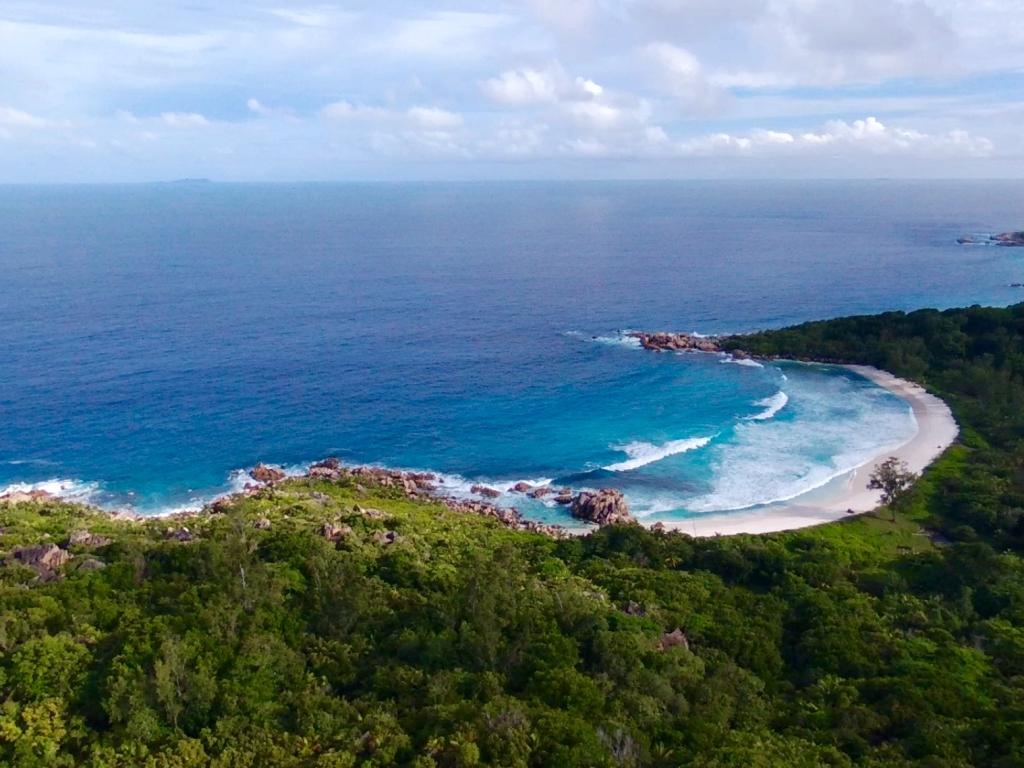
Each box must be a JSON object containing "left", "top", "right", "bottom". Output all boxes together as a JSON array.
[{"left": 0, "top": 0, "right": 1022, "bottom": 181}]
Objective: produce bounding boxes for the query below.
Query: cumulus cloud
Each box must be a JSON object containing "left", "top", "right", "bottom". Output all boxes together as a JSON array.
[
  {"left": 321, "top": 101, "right": 462, "bottom": 130},
  {"left": 482, "top": 64, "right": 603, "bottom": 106},
  {"left": 407, "top": 106, "right": 463, "bottom": 129},
  {"left": 674, "top": 117, "right": 994, "bottom": 158},
  {"left": 0, "top": 0, "right": 1019, "bottom": 178}
]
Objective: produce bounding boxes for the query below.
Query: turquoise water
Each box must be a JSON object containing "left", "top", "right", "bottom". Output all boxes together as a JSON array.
[{"left": 1, "top": 181, "right": 1018, "bottom": 520}]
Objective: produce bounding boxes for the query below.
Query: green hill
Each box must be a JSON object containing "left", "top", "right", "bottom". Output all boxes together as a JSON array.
[{"left": 5, "top": 303, "right": 1024, "bottom": 767}]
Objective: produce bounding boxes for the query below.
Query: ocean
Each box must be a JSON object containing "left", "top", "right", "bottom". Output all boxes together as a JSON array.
[{"left": 2, "top": 180, "right": 1021, "bottom": 521}]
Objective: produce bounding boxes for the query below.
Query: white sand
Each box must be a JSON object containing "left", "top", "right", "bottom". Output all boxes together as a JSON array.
[{"left": 654, "top": 365, "right": 959, "bottom": 537}]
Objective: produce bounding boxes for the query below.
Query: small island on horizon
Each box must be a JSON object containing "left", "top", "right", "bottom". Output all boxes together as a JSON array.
[{"left": 957, "top": 230, "right": 1024, "bottom": 246}]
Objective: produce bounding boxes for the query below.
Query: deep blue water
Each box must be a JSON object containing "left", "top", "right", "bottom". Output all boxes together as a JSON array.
[{"left": 1, "top": 181, "right": 1021, "bottom": 520}]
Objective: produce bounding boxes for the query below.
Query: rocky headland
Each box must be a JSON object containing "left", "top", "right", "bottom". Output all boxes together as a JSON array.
[
  {"left": 1, "top": 457, "right": 646, "bottom": 540},
  {"left": 628, "top": 331, "right": 725, "bottom": 353}
]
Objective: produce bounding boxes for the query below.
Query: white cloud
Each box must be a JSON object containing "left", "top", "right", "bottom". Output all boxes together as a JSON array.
[
  {"left": 675, "top": 116, "right": 994, "bottom": 157},
  {"left": 407, "top": 106, "right": 463, "bottom": 129},
  {"left": 321, "top": 101, "right": 462, "bottom": 131},
  {"left": 267, "top": 8, "right": 336, "bottom": 28},
  {"left": 382, "top": 11, "right": 515, "bottom": 58},
  {"left": 0, "top": 105, "right": 52, "bottom": 129},
  {"left": 246, "top": 98, "right": 273, "bottom": 117},
  {"left": 483, "top": 64, "right": 604, "bottom": 106},
  {"left": 160, "top": 112, "right": 209, "bottom": 127},
  {"left": 644, "top": 42, "right": 726, "bottom": 112}
]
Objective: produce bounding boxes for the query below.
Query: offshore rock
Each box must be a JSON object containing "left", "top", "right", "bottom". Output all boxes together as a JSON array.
[
  {"left": 510, "top": 482, "right": 533, "bottom": 493},
  {"left": 553, "top": 489, "right": 575, "bottom": 505},
  {"left": 310, "top": 457, "right": 342, "bottom": 470},
  {"left": 471, "top": 484, "right": 502, "bottom": 499},
  {"left": 571, "top": 489, "right": 635, "bottom": 526},
  {"left": 528, "top": 486, "right": 554, "bottom": 499},
  {"left": 250, "top": 463, "right": 286, "bottom": 484}
]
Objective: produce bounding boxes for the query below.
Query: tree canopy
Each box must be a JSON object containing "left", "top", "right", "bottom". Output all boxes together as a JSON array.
[{"left": 5, "top": 303, "right": 1024, "bottom": 766}]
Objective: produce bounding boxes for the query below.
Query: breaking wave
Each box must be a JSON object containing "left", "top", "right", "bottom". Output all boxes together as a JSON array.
[
  {"left": 747, "top": 391, "right": 789, "bottom": 421},
  {"left": 604, "top": 436, "right": 714, "bottom": 472}
]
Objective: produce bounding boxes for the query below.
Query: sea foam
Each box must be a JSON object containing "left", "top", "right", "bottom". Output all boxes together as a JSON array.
[
  {"left": 684, "top": 375, "right": 916, "bottom": 514},
  {"left": 720, "top": 356, "right": 764, "bottom": 368},
  {"left": 604, "top": 436, "right": 713, "bottom": 472},
  {"left": 0, "top": 478, "right": 99, "bottom": 502},
  {"left": 747, "top": 391, "right": 789, "bottom": 421}
]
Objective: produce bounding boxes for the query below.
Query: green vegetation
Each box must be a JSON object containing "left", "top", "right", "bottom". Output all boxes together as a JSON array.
[{"left": 5, "top": 303, "right": 1024, "bottom": 766}]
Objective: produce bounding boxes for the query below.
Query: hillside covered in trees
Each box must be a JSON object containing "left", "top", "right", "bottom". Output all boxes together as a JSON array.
[{"left": 5, "top": 303, "right": 1024, "bottom": 767}]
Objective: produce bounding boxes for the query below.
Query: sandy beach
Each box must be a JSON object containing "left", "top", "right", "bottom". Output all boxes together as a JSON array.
[{"left": 656, "top": 365, "right": 959, "bottom": 537}]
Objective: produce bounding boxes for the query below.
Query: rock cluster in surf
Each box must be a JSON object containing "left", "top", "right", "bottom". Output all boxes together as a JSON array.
[{"left": 628, "top": 331, "right": 725, "bottom": 353}]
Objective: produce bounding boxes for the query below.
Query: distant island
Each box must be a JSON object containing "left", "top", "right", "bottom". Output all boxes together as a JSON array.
[{"left": 957, "top": 230, "right": 1024, "bottom": 246}]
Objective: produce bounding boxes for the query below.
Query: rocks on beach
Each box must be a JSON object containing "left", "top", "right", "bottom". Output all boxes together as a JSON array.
[{"left": 571, "top": 489, "right": 636, "bottom": 527}]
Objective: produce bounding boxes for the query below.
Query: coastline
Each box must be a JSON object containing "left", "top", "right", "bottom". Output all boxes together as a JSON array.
[
  {"left": 653, "top": 364, "right": 959, "bottom": 537},
  {"left": 0, "top": 362, "right": 960, "bottom": 540}
]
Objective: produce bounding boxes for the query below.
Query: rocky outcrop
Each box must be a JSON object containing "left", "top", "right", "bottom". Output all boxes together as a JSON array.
[
  {"left": 344, "top": 466, "right": 436, "bottom": 496},
  {"left": 165, "top": 527, "right": 194, "bottom": 543},
  {"left": 7, "top": 544, "right": 71, "bottom": 581},
  {"left": 659, "top": 628, "right": 690, "bottom": 651},
  {"left": 995, "top": 231, "right": 1024, "bottom": 246},
  {"left": 571, "top": 489, "right": 635, "bottom": 526},
  {"left": 958, "top": 231, "right": 1024, "bottom": 247},
  {"left": 441, "top": 497, "right": 567, "bottom": 538},
  {"left": 353, "top": 505, "right": 388, "bottom": 520},
  {"left": 471, "top": 484, "right": 502, "bottom": 499},
  {"left": 372, "top": 530, "right": 400, "bottom": 546},
  {"left": 311, "top": 457, "right": 342, "bottom": 470},
  {"left": 528, "top": 486, "right": 554, "bottom": 499},
  {"left": 629, "top": 332, "right": 722, "bottom": 353},
  {"left": 0, "top": 489, "right": 54, "bottom": 504},
  {"left": 510, "top": 481, "right": 533, "bottom": 493},
  {"left": 66, "top": 530, "right": 112, "bottom": 549},
  {"left": 250, "top": 463, "right": 286, "bottom": 484},
  {"left": 320, "top": 522, "right": 352, "bottom": 542}
]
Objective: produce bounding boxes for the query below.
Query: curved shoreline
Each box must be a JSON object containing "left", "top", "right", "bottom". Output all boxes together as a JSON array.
[{"left": 652, "top": 365, "right": 959, "bottom": 537}]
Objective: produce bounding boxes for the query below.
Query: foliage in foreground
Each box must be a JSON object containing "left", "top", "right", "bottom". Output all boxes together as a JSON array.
[{"left": 4, "top": 303, "right": 1024, "bottom": 766}]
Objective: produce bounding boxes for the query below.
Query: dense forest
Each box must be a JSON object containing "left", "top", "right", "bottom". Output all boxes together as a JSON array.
[{"left": 5, "top": 303, "right": 1024, "bottom": 767}]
